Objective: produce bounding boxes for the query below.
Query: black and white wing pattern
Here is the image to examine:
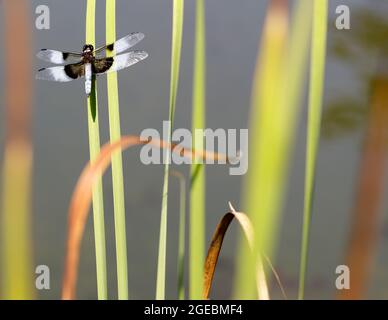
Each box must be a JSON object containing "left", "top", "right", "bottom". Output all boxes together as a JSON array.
[
  {"left": 36, "top": 62, "right": 85, "bottom": 82},
  {"left": 94, "top": 32, "right": 145, "bottom": 57},
  {"left": 93, "top": 51, "right": 148, "bottom": 75},
  {"left": 36, "top": 49, "right": 83, "bottom": 65}
]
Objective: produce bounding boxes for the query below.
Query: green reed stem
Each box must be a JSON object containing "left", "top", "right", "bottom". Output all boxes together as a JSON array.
[
  {"left": 156, "top": 0, "right": 184, "bottom": 300},
  {"left": 189, "top": 0, "right": 206, "bottom": 300},
  {"left": 106, "top": 0, "right": 129, "bottom": 300},
  {"left": 235, "top": 0, "right": 312, "bottom": 299},
  {"left": 171, "top": 171, "right": 187, "bottom": 300},
  {"left": 86, "top": 0, "right": 108, "bottom": 300},
  {"left": 298, "top": 0, "right": 328, "bottom": 300}
]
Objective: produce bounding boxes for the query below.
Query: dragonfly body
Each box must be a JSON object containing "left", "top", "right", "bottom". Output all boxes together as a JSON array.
[
  {"left": 36, "top": 33, "right": 148, "bottom": 96},
  {"left": 82, "top": 45, "right": 94, "bottom": 95},
  {"left": 84, "top": 63, "right": 92, "bottom": 96}
]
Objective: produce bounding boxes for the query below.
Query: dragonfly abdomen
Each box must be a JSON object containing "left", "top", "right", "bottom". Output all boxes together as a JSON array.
[{"left": 84, "top": 63, "right": 92, "bottom": 96}]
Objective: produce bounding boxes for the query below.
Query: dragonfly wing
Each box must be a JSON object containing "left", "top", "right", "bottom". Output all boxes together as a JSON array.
[
  {"left": 94, "top": 32, "right": 145, "bottom": 57},
  {"left": 36, "top": 49, "right": 83, "bottom": 64},
  {"left": 36, "top": 62, "right": 85, "bottom": 82},
  {"left": 93, "top": 51, "right": 148, "bottom": 75}
]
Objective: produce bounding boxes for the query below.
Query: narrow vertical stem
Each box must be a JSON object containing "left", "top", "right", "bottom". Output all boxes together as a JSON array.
[
  {"left": 156, "top": 0, "right": 184, "bottom": 300},
  {"left": 106, "top": 0, "right": 129, "bottom": 300},
  {"left": 189, "top": 0, "right": 206, "bottom": 300},
  {"left": 172, "top": 171, "right": 187, "bottom": 300},
  {"left": 298, "top": 0, "right": 328, "bottom": 300},
  {"left": 86, "top": 0, "right": 108, "bottom": 300},
  {"left": 1, "top": 0, "right": 34, "bottom": 300}
]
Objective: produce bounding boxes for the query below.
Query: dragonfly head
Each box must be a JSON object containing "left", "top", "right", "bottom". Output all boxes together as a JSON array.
[{"left": 82, "top": 44, "right": 94, "bottom": 53}]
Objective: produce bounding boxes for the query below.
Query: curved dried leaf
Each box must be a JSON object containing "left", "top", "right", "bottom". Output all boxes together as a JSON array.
[
  {"left": 204, "top": 203, "right": 287, "bottom": 300},
  {"left": 203, "top": 203, "right": 269, "bottom": 300}
]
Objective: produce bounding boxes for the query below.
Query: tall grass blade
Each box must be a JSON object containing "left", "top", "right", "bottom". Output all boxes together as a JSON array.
[
  {"left": 235, "top": 0, "right": 288, "bottom": 299},
  {"left": 298, "top": 0, "right": 328, "bottom": 300},
  {"left": 106, "top": 0, "right": 128, "bottom": 300},
  {"left": 0, "top": 0, "right": 34, "bottom": 300},
  {"left": 235, "top": 0, "right": 312, "bottom": 299},
  {"left": 190, "top": 0, "right": 206, "bottom": 300},
  {"left": 85, "top": 0, "right": 108, "bottom": 300},
  {"left": 156, "top": 0, "right": 184, "bottom": 300},
  {"left": 171, "top": 171, "right": 186, "bottom": 300}
]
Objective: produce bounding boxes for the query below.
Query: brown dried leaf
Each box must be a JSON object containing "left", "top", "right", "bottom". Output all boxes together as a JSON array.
[{"left": 203, "top": 203, "right": 287, "bottom": 300}]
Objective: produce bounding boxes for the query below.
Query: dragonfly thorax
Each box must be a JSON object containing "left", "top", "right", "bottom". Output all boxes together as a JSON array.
[{"left": 82, "top": 44, "right": 95, "bottom": 63}]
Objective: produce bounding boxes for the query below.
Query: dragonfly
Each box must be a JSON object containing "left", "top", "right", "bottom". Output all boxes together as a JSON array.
[{"left": 36, "top": 32, "right": 148, "bottom": 96}]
